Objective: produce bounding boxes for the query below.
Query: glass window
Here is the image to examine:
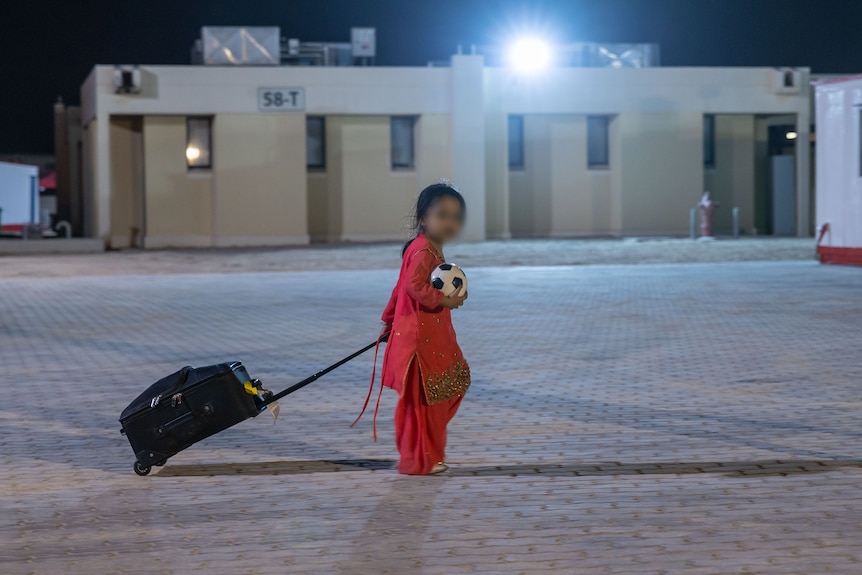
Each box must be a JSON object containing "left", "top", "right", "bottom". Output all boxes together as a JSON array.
[
  {"left": 704, "top": 114, "right": 716, "bottom": 168},
  {"left": 306, "top": 116, "right": 325, "bottom": 169},
  {"left": 587, "top": 116, "right": 610, "bottom": 168},
  {"left": 508, "top": 115, "right": 525, "bottom": 169},
  {"left": 391, "top": 116, "right": 416, "bottom": 169},
  {"left": 186, "top": 117, "right": 212, "bottom": 170}
]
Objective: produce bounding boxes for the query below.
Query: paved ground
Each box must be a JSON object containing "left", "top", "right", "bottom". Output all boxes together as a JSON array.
[
  {"left": 2, "top": 252, "right": 861, "bottom": 574},
  {"left": 0, "top": 237, "right": 815, "bottom": 277}
]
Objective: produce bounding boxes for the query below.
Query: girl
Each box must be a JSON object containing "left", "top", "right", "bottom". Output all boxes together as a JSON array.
[{"left": 355, "top": 182, "right": 470, "bottom": 475}]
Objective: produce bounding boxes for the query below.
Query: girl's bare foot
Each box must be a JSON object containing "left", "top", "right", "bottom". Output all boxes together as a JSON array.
[{"left": 430, "top": 462, "right": 449, "bottom": 475}]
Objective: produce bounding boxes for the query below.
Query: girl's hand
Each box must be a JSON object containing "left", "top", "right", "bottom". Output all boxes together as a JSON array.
[
  {"left": 380, "top": 322, "right": 393, "bottom": 341},
  {"left": 440, "top": 288, "right": 468, "bottom": 310}
]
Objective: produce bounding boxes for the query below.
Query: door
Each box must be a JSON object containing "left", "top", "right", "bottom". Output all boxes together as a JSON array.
[{"left": 771, "top": 155, "right": 796, "bottom": 236}]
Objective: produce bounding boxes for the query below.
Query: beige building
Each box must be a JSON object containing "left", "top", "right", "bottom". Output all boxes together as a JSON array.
[{"left": 78, "top": 56, "right": 813, "bottom": 248}]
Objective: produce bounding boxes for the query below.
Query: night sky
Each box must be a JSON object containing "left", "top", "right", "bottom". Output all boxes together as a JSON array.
[{"left": 4, "top": 0, "right": 862, "bottom": 153}]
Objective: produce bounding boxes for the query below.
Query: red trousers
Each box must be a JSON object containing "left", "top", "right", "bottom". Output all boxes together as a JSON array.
[{"left": 394, "top": 361, "right": 463, "bottom": 475}]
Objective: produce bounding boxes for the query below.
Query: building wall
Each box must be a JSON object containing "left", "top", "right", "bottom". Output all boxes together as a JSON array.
[
  {"left": 547, "top": 116, "right": 614, "bottom": 236},
  {"left": 81, "top": 62, "right": 814, "bottom": 244},
  {"left": 509, "top": 116, "right": 550, "bottom": 236},
  {"left": 307, "top": 172, "right": 330, "bottom": 242},
  {"left": 337, "top": 116, "right": 417, "bottom": 241},
  {"left": 108, "top": 117, "right": 144, "bottom": 248},
  {"left": 306, "top": 114, "right": 451, "bottom": 243},
  {"left": 450, "top": 55, "right": 487, "bottom": 241},
  {"left": 212, "top": 114, "right": 308, "bottom": 246},
  {"left": 142, "top": 116, "right": 214, "bottom": 248},
  {"left": 510, "top": 115, "right": 614, "bottom": 237},
  {"left": 484, "top": 112, "right": 509, "bottom": 239},
  {"left": 67, "top": 106, "right": 85, "bottom": 235},
  {"left": 82, "top": 119, "right": 98, "bottom": 238},
  {"left": 704, "top": 115, "right": 756, "bottom": 234},
  {"left": 617, "top": 112, "right": 704, "bottom": 235},
  {"left": 415, "top": 114, "right": 451, "bottom": 193}
]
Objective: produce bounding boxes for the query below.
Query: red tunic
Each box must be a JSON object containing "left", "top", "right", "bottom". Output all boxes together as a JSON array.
[
  {"left": 380, "top": 234, "right": 470, "bottom": 403},
  {"left": 353, "top": 234, "right": 470, "bottom": 474}
]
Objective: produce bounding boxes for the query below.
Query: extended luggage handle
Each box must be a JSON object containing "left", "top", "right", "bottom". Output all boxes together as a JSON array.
[{"left": 262, "top": 337, "right": 384, "bottom": 406}]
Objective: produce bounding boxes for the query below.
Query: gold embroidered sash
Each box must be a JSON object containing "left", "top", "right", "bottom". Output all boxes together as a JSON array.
[{"left": 423, "top": 360, "right": 471, "bottom": 405}]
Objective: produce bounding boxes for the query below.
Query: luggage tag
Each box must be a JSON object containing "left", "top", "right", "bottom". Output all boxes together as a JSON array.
[{"left": 266, "top": 401, "right": 281, "bottom": 423}]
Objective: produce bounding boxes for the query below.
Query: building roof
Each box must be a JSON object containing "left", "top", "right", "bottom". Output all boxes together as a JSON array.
[{"left": 811, "top": 73, "right": 862, "bottom": 86}]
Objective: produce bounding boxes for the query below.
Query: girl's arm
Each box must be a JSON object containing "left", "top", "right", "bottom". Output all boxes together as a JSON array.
[{"left": 405, "top": 249, "right": 445, "bottom": 310}]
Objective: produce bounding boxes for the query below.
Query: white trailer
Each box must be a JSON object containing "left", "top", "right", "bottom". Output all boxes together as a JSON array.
[
  {"left": 0, "top": 161, "right": 38, "bottom": 233},
  {"left": 815, "top": 75, "right": 862, "bottom": 265}
]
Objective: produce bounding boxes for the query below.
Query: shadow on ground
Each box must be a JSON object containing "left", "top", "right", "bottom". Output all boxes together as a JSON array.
[
  {"left": 154, "top": 458, "right": 862, "bottom": 478},
  {"left": 155, "top": 458, "right": 397, "bottom": 476}
]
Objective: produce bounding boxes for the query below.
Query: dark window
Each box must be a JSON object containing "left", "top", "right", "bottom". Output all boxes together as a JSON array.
[
  {"left": 391, "top": 116, "right": 416, "bottom": 169},
  {"left": 508, "top": 115, "right": 525, "bottom": 169},
  {"left": 186, "top": 117, "right": 212, "bottom": 170},
  {"left": 587, "top": 116, "right": 610, "bottom": 168},
  {"left": 704, "top": 114, "right": 716, "bottom": 168},
  {"left": 306, "top": 116, "right": 326, "bottom": 169}
]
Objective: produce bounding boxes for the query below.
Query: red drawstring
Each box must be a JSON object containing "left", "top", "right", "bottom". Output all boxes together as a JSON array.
[{"left": 351, "top": 334, "right": 385, "bottom": 441}]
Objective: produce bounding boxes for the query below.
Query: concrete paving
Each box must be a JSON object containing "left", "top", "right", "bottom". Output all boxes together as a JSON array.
[
  {"left": 0, "top": 237, "right": 815, "bottom": 278},
  {"left": 0, "top": 238, "right": 105, "bottom": 256},
  {"left": 1, "top": 258, "right": 861, "bottom": 574}
]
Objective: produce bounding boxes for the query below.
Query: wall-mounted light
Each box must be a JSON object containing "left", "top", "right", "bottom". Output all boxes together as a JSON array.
[
  {"left": 186, "top": 146, "right": 201, "bottom": 161},
  {"left": 785, "top": 131, "right": 799, "bottom": 141}
]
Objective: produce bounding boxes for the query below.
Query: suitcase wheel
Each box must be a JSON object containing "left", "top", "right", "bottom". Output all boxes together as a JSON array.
[{"left": 133, "top": 461, "right": 152, "bottom": 476}]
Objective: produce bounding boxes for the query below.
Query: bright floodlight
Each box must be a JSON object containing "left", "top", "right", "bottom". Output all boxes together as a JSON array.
[
  {"left": 185, "top": 146, "right": 201, "bottom": 161},
  {"left": 507, "top": 38, "right": 552, "bottom": 73},
  {"left": 785, "top": 131, "right": 799, "bottom": 141}
]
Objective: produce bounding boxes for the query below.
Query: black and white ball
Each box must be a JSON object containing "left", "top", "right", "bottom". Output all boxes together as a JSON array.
[{"left": 430, "top": 263, "right": 468, "bottom": 296}]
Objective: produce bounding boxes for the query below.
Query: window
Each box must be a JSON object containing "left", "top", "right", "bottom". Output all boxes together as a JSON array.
[
  {"left": 704, "top": 114, "right": 716, "bottom": 168},
  {"left": 508, "top": 115, "right": 525, "bottom": 169},
  {"left": 306, "top": 116, "right": 326, "bottom": 169},
  {"left": 391, "top": 116, "right": 416, "bottom": 169},
  {"left": 186, "top": 117, "right": 212, "bottom": 169},
  {"left": 587, "top": 116, "right": 610, "bottom": 168}
]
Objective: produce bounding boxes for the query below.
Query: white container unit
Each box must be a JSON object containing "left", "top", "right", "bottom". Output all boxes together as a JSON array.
[
  {"left": 0, "top": 161, "right": 38, "bottom": 233},
  {"left": 815, "top": 75, "right": 862, "bottom": 265}
]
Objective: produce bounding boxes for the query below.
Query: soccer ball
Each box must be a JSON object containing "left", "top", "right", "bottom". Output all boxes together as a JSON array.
[{"left": 430, "top": 263, "right": 468, "bottom": 296}]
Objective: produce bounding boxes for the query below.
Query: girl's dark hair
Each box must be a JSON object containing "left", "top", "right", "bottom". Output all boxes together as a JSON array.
[{"left": 402, "top": 182, "right": 466, "bottom": 256}]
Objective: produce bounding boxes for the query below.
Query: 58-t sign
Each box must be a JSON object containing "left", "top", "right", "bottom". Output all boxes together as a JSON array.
[{"left": 257, "top": 87, "right": 305, "bottom": 112}]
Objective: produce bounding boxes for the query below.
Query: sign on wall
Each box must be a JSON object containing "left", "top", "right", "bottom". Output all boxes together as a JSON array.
[{"left": 257, "top": 87, "right": 305, "bottom": 112}]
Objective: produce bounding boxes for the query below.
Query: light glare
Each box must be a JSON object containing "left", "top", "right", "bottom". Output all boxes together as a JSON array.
[
  {"left": 507, "top": 38, "right": 552, "bottom": 73},
  {"left": 785, "top": 131, "right": 798, "bottom": 141},
  {"left": 186, "top": 146, "right": 201, "bottom": 161}
]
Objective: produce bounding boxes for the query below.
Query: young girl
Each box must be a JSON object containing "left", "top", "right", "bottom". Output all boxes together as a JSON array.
[{"left": 355, "top": 182, "right": 470, "bottom": 475}]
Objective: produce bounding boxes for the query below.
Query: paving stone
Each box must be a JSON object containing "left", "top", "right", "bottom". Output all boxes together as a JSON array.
[{"left": 0, "top": 259, "right": 860, "bottom": 575}]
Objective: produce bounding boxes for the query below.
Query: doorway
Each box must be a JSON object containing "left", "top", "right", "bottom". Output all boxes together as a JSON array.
[{"left": 109, "top": 116, "right": 145, "bottom": 248}]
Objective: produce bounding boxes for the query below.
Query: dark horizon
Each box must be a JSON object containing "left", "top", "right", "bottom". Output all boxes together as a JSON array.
[{"left": 3, "top": 0, "right": 862, "bottom": 154}]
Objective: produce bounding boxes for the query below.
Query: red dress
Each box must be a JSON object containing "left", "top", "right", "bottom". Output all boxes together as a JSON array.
[{"left": 376, "top": 234, "right": 471, "bottom": 475}]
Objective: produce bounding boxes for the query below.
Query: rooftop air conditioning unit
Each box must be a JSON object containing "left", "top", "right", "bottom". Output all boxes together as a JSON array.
[{"left": 113, "top": 65, "right": 142, "bottom": 94}]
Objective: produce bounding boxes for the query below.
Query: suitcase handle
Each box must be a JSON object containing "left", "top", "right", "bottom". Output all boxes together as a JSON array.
[{"left": 262, "top": 340, "right": 380, "bottom": 406}]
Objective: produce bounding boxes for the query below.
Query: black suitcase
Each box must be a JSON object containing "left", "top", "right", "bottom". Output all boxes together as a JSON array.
[{"left": 119, "top": 341, "right": 379, "bottom": 476}]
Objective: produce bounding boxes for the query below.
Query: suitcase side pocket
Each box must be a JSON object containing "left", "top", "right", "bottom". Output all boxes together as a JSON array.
[{"left": 156, "top": 402, "right": 213, "bottom": 437}]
